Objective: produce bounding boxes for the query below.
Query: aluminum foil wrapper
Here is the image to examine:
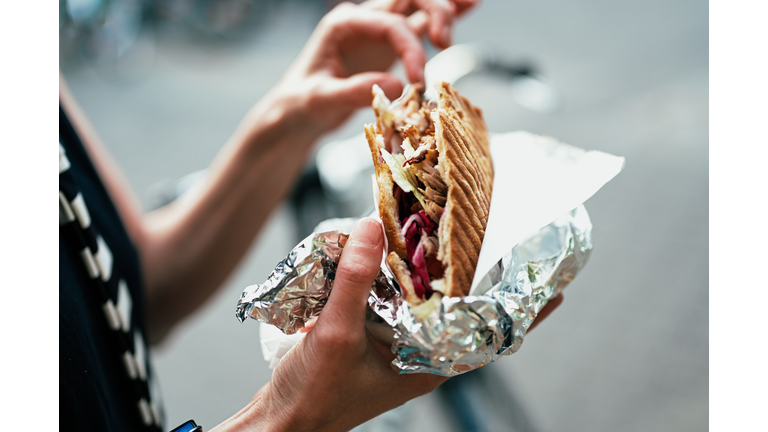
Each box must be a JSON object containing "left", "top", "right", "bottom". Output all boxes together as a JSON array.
[
  {"left": 235, "top": 231, "right": 349, "bottom": 334},
  {"left": 236, "top": 206, "right": 592, "bottom": 376}
]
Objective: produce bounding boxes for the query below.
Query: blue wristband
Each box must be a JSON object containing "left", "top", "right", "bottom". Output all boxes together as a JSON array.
[{"left": 170, "top": 420, "right": 202, "bottom": 432}]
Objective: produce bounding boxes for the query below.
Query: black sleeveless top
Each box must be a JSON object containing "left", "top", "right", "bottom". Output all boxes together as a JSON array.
[{"left": 59, "top": 106, "right": 162, "bottom": 431}]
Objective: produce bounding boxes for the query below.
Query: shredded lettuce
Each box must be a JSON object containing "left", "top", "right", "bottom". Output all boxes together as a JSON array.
[
  {"left": 380, "top": 148, "right": 427, "bottom": 210},
  {"left": 401, "top": 137, "right": 415, "bottom": 159}
]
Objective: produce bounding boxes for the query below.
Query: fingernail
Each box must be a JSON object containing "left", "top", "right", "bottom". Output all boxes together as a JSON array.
[{"left": 351, "top": 217, "right": 382, "bottom": 247}]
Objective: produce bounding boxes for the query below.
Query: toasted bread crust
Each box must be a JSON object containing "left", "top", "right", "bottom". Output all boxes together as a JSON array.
[
  {"left": 364, "top": 124, "right": 407, "bottom": 259},
  {"left": 434, "top": 82, "right": 493, "bottom": 298}
]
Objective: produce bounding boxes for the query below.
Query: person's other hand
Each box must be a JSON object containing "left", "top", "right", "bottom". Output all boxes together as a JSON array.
[{"left": 266, "top": 0, "right": 479, "bottom": 137}]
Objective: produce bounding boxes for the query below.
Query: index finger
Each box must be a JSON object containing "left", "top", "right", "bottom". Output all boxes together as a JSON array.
[
  {"left": 325, "top": 5, "right": 427, "bottom": 83},
  {"left": 414, "top": 0, "right": 455, "bottom": 49}
]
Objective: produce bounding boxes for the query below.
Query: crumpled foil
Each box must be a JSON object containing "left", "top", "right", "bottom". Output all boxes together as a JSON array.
[
  {"left": 236, "top": 231, "right": 349, "bottom": 334},
  {"left": 236, "top": 205, "right": 592, "bottom": 376}
]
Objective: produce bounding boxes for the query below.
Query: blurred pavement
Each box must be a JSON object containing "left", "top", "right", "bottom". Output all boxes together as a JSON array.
[{"left": 62, "top": 0, "right": 708, "bottom": 430}]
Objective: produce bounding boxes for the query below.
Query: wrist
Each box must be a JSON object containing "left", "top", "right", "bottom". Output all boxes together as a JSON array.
[
  {"left": 259, "top": 72, "right": 359, "bottom": 141},
  {"left": 210, "top": 384, "right": 292, "bottom": 432},
  {"left": 232, "top": 86, "right": 319, "bottom": 164}
]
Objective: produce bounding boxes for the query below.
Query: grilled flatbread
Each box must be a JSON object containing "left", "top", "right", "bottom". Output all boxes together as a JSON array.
[{"left": 365, "top": 82, "right": 492, "bottom": 305}]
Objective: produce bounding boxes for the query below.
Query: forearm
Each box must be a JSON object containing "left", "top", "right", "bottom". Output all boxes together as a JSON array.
[
  {"left": 141, "top": 90, "right": 317, "bottom": 344},
  {"left": 208, "top": 383, "right": 302, "bottom": 432}
]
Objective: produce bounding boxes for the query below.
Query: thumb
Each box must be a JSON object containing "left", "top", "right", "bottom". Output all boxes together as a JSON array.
[
  {"left": 329, "top": 72, "right": 404, "bottom": 108},
  {"left": 320, "top": 218, "right": 385, "bottom": 331}
]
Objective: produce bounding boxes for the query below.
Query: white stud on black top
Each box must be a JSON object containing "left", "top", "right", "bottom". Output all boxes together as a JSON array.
[{"left": 59, "top": 143, "right": 164, "bottom": 429}]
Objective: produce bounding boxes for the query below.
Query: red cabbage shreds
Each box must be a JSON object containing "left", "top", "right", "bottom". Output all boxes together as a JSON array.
[
  {"left": 401, "top": 213, "right": 422, "bottom": 238},
  {"left": 403, "top": 220, "right": 420, "bottom": 260},
  {"left": 402, "top": 211, "right": 435, "bottom": 259},
  {"left": 393, "top": 198, "right": 440, "bottom": 300},
  {"left": 420, "top": 211, "right": 436, "bottom": 235},
  {"left": 411, "top": 237, "right": 432, "bottom": 298},
  {"left": 400, "top": 210, "right": 438, "bottom": 299},
  {"left": 401, "top": 211, "right": 435, "bottom": 238}
]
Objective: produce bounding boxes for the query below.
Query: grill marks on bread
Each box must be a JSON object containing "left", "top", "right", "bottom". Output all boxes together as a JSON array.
[
  {"left": 365, "top": 82, "right": 492, "bottom": 303},
  {"left": 433, "top": 83, "right": 493, "bottom": 298}
]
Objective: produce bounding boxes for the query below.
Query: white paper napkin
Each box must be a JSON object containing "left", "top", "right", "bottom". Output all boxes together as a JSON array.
[
  {"left": 471, "top": 131, "right": 625, "bottom": 292},
  {"left": 259, "top": 322, "right": 306, "bottom": 369}
]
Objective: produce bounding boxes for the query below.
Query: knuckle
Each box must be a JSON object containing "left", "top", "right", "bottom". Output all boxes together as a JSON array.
[
  {"left": 333, "top": 330, "right": 359, "bottom": 350},
  {"left": 315, "top": 326, "right": 359, "bottom": 352},
  {"left": 323, "top": 2, "right": 356, "bottom": 26},
  {"left": 388, "top": 13, "right": 407, "bottom": 27},
  {"left": 335, "top": 254, "right": 375, "bottom": 287},
  {"left": 302, "top": 78, "right": 325, "bottom": 108}
]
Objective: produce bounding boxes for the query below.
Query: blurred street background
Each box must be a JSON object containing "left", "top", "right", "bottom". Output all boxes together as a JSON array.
[{"left": 60, "top": 0, "right": 708, "bottom": 430}]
